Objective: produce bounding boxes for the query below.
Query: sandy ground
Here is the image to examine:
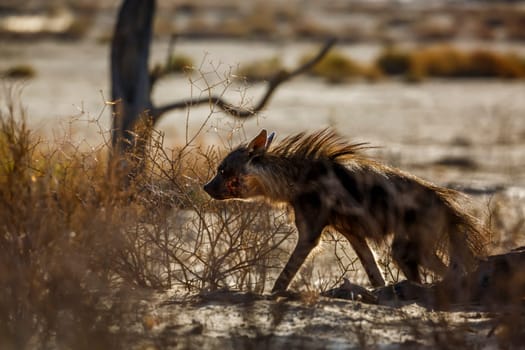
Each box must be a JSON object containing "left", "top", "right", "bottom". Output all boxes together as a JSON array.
[
  {"left": 2, "top": 39, "right": 525, "bottom": 348},
  {"left": 120, "top": 289, "right": 505, "bottom": 350}
]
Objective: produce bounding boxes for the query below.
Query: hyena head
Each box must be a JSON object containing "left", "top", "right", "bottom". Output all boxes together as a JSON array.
[{"left": 204, "top": 129, "right": 275, "bottom": 200}]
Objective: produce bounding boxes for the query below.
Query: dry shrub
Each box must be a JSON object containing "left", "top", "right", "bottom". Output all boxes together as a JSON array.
[
  {"left": 410, "top": 49, "right": 443, "bottom": 80},
  {"left": 165, "top": 53, "right": 194, "bottom": 74},
  {"left": 149, "top": 54, "right": 194, "bottom": 89},
  {"left": 0, "top": 95, "right": 128, "bottom": 349},
  {"left": 236, "top": 57, "right": 283, "bottom": 83},
  {"left": 157, "top": 54, "right": 194, "bottom": 75},
  {"left": 409, "top": 45, "right": 470, "bottom": 81},
  {"left": 464, "top": 49, "right": 525, "bottom": 78},
  {"left": 375, "top": 47, "right": 412, "bottom": 76},
  {"left": 305, "top": 51, "right": 362, "bottom": 83},
  {"left": 377, "top": 45, "right": 525, "bottom": 81},
  {"left": 414, "top": 46, "right": 525, "bottom": 79},
  {"left": 301, "top": 51, "right": 379, "bottom": 84},
  {"left": 0, "top": 86, "right": 297, "bottom": 347},
  {"left": 3, "top": 64, "right": 36, "bottom": 79},
  {"left": 127, "top": 129, "right": 295, "bottom": 293}
]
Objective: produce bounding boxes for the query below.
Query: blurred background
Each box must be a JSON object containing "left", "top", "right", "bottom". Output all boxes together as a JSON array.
[{"left": 1, "top": 0, "right": 524, "bottom": 187}]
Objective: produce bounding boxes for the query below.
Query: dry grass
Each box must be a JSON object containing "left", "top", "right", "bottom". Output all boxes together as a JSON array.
[
  {"left": 0, "top": 87, "right": 296, "bottom": 348},
  {"left": 150, "top": 53, "right": 195, "bottom": 87},
  {"left": 303, "top": 50, "right": 362, "bottom": 84},
  {"left": 376, "top": 45, "right": 525, "bottom": 82},
  {"left": 300, "top": 50, "right": 380, "bottom": 84},
  {"left": 236, "top": 57, "right": 283, "bottom": 83},
  {"left": 234, "top": 45, "right": 525, "bottom": 86},
  {"left": 375, "top": 47, "right": 412, "bottom": 76},
  {"left": 2, "top": 64, "right": 36, "bottom": 79},
  {"left": 0, "top": 93, "right": 126, "bottom": 349},
  {"left": 409, "top": 45, "right": 525, "bottom": 81},
  {"left": 165, "top": 53, "right": 194, "bottom": 74}
]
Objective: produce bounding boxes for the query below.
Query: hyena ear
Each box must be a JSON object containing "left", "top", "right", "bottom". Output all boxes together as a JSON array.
[
  {"left": 247, "top": 129, "right": 269, "bottom": 155},
  {"left": 265, "top": 131, "right": 275, "bottom": 149}
]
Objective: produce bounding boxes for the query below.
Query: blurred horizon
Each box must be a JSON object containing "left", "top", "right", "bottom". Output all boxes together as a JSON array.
[
  {"left": 1, "top": 0, "right": 525, "bottom": 43},
  {"left": 1, "top": 0, "right": 524, "bottom": 188}
]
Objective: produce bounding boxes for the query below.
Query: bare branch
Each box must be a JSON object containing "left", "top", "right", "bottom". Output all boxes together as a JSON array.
[
  {"left": 152, "top": 37, "right": 337, "bottom": 121},
  {"left": 149, "top": 34, "right": 178, "bottom": 87}
]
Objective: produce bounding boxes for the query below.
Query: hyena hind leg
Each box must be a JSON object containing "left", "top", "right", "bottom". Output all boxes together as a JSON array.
[
  {"left": 391, "top": 238, "right": 421, "bottom": 283},
  {"left": 419, "top": 251, "right": 448, "bottom": 282},
  {"left": 344, "top": 233, "right": 386, "bottom": 287},
  {"left": 422, "top": 252, "right": 448, "bottom": 276}
]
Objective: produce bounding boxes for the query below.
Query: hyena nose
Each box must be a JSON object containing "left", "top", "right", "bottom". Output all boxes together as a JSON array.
[{"left": 203, "top": 181, "right": 212, "bottom": 195}]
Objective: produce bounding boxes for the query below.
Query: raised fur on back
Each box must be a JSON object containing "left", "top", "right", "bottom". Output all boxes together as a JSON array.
[
  {"left": 204, "top": 129, "right": 489, "bottom": 292},
  {"left": 269, "top": 129, "right": 369, "bottom": 161}
]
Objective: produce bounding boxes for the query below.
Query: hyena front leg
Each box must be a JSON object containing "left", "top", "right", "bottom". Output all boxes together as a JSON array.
[
  {"left": 272, "top": 233, "right": 320, "bottom": 293},
  {"left": 272, "top": 194, "right": 326, "bottom": 293},
  {"left": 343, "top": 232, "right": 386, "bottom": 287}
]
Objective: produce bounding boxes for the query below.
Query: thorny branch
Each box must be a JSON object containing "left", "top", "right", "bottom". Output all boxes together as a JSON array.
[{"left": 151, "top": 37, "right": 337, "bottom": 121}]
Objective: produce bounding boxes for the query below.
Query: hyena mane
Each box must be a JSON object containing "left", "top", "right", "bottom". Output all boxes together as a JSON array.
[{"left": 204, "top": 129, "right": 489, "bottom": 291}]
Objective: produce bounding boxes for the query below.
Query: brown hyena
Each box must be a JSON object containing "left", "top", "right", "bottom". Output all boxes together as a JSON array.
[{"left": 204, "top": 129, "right": 488, "bottom": 293}]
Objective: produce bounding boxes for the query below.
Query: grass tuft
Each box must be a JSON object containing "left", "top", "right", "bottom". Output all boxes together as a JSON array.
[
  {"left": 375, "top": 47, "right": 412, "bottom": 76},
  {"left": 236, "top": 57, "right": 283, "bottom": 83},
  {"left": 166, "top": 53, "right": 194, "bottom": 73},
  {"left": 301, "top": 50, "right": 370, "bottom": 84},
  {"left": 377, "top": 45, "right": 525, "bottom": 81},
  {"left": 3, "top": 64, "right": 36, "bottom": 79}
]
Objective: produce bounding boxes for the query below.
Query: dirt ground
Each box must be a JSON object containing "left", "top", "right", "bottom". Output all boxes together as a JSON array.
[
  {"left": 2, "top": 39, "right": 525, "bottom": 349},
  {"left": 117, "top": 288, "right": 510, "bottom": 350}
]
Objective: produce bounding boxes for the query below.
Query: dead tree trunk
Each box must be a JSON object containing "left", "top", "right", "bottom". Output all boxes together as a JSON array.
[
  {"left": 110, "top": 0, "right": 335, "bottom": 178},
  {"left": 110, "top": 0, "right": 154, "bottom": 175}
]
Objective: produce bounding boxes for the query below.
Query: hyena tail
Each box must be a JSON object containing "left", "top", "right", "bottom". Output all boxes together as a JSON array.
[{"left": 445, "top": 207, "right": 489, "bottom": 276}]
